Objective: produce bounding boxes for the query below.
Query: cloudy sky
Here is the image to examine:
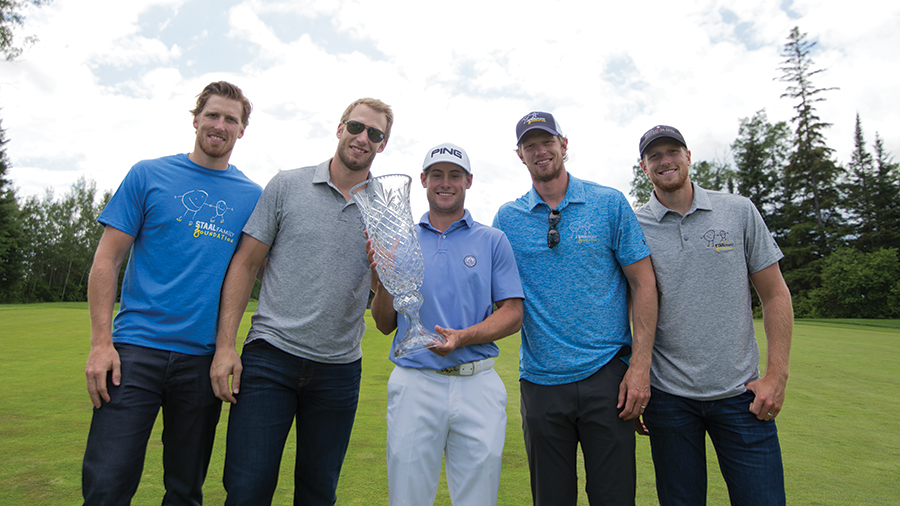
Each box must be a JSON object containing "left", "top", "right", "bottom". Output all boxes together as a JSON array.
[{"left": 1, "top": 0, "right": 898, "bottom": 223}]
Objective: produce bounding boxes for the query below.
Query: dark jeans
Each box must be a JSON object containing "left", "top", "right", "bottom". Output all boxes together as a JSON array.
[
  {"left": 643, "top": 387, "right": 785, "bottom": 506},
  {"left": 82, "top": 343, "right": 221, "bottom": 506},
  {"left": 223, "top": 340, "right": 361, "bottom": 506},
  {"left": 520, "top": 359, "right": 635, "bottom": 506}
]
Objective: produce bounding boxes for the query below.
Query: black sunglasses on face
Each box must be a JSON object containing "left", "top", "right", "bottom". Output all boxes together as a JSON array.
[
  {"left": 548, "top": 209, "right": 561, "bottom": 248},
  {"left": 343, "top": 120, "right": 385, "bottom": 143}
]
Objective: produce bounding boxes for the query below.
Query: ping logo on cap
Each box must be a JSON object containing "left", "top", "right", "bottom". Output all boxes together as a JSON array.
[{"left": 431, "top": 147, "right": 464, "bottom": 160}]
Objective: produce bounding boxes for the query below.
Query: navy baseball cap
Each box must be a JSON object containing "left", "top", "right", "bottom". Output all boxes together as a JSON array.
[
  {"left": 516, "top": 111, "right": 564, "bottom": 145},
  {"left": 639, "top": 125, "right": 687, "bottom": 157}
]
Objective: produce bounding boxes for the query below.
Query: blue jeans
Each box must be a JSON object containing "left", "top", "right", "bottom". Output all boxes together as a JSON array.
[
  {"left": 223, "top": 340, "right": 361, "bottom": 506},
  {"left": 82, "top": 343, "right": 221, "bottom": 506},
  {"left": 643, "top": 387, "right": 785, "bottom": 506}
]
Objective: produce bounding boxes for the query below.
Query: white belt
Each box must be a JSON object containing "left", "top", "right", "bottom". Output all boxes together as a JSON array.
[{"left": 434, "top": 358, "right": 495, "bottom": 376}]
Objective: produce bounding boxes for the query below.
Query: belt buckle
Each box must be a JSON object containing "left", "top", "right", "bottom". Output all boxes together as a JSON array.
[{"left": 458, "top": 363, "right": 475, "bottom": 376}]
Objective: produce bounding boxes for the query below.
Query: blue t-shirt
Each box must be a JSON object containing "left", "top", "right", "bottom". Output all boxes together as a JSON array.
[
  {"left": 98, "top": 153, "right": 262, "bottom": 355},
  {"left": 391, "top": 210, "right": 524, "bottom": 369},
  {"left": 493, "top": 173, "right": 651, "bottom": 385}
]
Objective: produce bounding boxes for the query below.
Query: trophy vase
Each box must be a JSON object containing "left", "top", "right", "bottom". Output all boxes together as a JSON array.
[{"left": 351, "top": 174, "right": 445, "bottom": 358}]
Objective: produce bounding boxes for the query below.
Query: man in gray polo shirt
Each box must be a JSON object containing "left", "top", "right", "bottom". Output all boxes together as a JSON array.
[
  {"left": 634, "top": 125, "right": 793, "bottom": 506},
  {"left": 211, "top": 98, "right": 393, "bottom": 505}
]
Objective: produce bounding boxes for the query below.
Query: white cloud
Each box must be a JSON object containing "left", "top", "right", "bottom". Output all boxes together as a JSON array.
[{"left": 1, "top": 0, "right": 898, "bottom": 224}]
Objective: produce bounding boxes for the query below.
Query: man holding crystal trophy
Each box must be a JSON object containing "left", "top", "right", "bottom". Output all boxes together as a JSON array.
[
  {"left": 212, "top": 98, "right": 394, "bottom": 505},
  {"left": 358, "top": 143, "right": 524, "bottom": 506}
]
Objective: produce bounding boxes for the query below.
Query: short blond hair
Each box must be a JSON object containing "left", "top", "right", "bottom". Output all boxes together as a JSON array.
[{"left": 340, "top": 98, "right": 394, "bottom": 142}]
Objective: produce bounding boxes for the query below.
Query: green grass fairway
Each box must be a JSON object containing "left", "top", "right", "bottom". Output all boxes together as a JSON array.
[{"left": 1, "top": 304, "right": 898, "bottom": 504}]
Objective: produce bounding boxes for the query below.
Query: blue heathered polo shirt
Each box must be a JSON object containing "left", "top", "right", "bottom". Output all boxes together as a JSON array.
[
  {"left": 492, "top": 173, "right": 650, "bottom": 385},
  {"left": 391, "top": 210, "right": 524, "bottom": 370}
]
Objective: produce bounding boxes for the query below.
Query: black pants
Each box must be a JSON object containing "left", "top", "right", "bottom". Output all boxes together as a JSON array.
[{"left": 520, "top": 358, "right": 636, "bottom": 506}]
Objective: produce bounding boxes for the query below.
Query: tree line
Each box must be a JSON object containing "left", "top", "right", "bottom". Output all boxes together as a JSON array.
[
  {"left": 630, "top": 27, "right": 900, "bottom": 318},
  {"left": 1, "top": 25, "right": 898, "bottom": 317},
  {"left": 0, "top": 134, "right": 109, "bottom": 302}
]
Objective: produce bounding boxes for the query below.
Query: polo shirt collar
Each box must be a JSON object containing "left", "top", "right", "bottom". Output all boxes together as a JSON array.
[
  {"left": 314, "top": 158, "right": 374, "bottom": 198},
  {"left": 647, "top": 181, "right": 712, "bottom": 221},
  {"left": 312, "top": 158, "right": 333, "bottom": 185},
  {"left": 525, "top": 172, "right": 585, "bottom": 211},
  {"left": 418, "top": 209, "right": 473, "bottom": 234}
]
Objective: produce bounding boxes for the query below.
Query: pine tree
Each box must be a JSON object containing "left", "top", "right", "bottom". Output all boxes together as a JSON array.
[
  {"left": 0, "top": 120, "right": 24, "bottom": 300},
  {"left": 842, "top": 114, "right": 876, "bottom": 248},
  {"left": 869, "top": 134, "right": 900, "bottom": 251},
  {"left": 731, "top": 110, "right": 791, "bottom": 228},
  {"left": 776, "top": 26, "right": 842, "bottom": 297}
]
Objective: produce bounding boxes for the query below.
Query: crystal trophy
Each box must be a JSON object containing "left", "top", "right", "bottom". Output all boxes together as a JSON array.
[{"left": 351, "top": 174, "right": 445, "bottom": 358}]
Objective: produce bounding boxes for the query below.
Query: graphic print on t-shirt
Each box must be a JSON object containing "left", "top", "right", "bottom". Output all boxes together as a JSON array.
[
  {"left": 175, "top": 189, "right": 209, "bottom": 225},
  {"left": 174, "top": 189, "right": 234, "bottom": 226},
  {"left": 174, "top": 188, "right": 240, "bottom": 244}
]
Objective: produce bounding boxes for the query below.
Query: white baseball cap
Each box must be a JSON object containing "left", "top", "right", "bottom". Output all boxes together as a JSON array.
[{"left": 422, "top": 142, "right": 472, "bottom": 174}]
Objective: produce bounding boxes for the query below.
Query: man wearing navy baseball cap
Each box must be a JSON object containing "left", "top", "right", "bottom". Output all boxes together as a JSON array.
[
  {"left": 370, "top": 143, "right": 524, "bottom": 506},
  {"left": 635, "top": 125, "right": 792, "bottom": 506},
  {"left": 494, "top": 112, "right": 658, "bottom": 505}
]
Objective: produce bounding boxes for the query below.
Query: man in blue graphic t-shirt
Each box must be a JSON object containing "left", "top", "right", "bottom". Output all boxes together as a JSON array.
[{"left": 82, "top": 81, "right": 262, "bottom": 505}]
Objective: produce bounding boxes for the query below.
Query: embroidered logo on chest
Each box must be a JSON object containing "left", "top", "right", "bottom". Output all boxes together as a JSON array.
[{"left": 701, "top": 229, "right": 735, "bottom": 252}]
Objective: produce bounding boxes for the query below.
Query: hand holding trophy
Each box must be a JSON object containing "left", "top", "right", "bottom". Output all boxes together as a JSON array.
[{"left": 351, "top": 174, "right": 445, "bottom": 358}]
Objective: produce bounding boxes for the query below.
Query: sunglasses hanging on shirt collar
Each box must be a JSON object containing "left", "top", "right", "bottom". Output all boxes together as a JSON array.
[{"left": 547, "top": 209, "right": 561, "bottom": 248}]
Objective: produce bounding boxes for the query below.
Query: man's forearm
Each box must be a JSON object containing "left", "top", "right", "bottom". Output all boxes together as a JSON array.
[
  {"left": 370, "top": 284, "right": 398, "bottom": 335},
  {"left": 630, "top": 283, "right": 657, "bottom": 371},
  {"left": 87, "top": 258, "right": 120, "bottom": 346},
  {"left": 450, "top": 298, "right": 523, "bottom": 348},
  {"left": 216, "top": 261, "right": 258, "bottom": 349},
  {"left": 624, "top": 258, "right": 658, "bottom": 371},
  {"left": 751, "top": 263, "right": 793, "bottom": 383},
  {"left": 761, "top": 290, "right": 793, "bottom": 382}
]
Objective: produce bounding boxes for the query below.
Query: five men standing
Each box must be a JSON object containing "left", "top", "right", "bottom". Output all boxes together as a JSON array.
[
  {"left": 370, "top": 143, "right": 524, "bottom": 506},
  {"left": 84, "top": 91, "right": 792, "bottom": 505},
  {"left": 635, "top": 125, "right": 792, "bottom": 506}
]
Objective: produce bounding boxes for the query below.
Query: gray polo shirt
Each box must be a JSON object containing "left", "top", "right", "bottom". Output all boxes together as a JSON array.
[
  {"left": 635, "top": 183, "right": 783, "bottom": 400},
  {"left": 242, "top": 159, "right": 372, "bottom": 364}
]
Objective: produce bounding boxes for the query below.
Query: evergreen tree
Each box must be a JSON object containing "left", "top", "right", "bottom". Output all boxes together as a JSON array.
[
  {"left": 0, "top": 120, "right": 24, "bottom": 301},
  {"left": 869, "top": 134, "right": 900, "bottom": 250},
  {"left": 691, "top": 159, "right": 734, "bottom": 194},
  {"left": 842, "top": 114, "right": 877, "bottom": 248},
  {"left": 776, "top": 26, "right": 842, "bottom": 299},
  {"left": 731, "top": 110, "right": 791, "bottom": 229},
  {"left": 1, "top": 0, "right": 51, "bottom": 300},
  {"left": 778, "top": 26, "right": 841, "bottom": 231}
]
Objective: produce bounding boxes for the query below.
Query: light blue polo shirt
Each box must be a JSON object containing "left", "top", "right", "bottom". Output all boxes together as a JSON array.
[
  {"left": 391, "top": 210, "right": 524, "bottom": 369},
  {"left": 492, "top": 173, "right": 651, "bottom": 385}
]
